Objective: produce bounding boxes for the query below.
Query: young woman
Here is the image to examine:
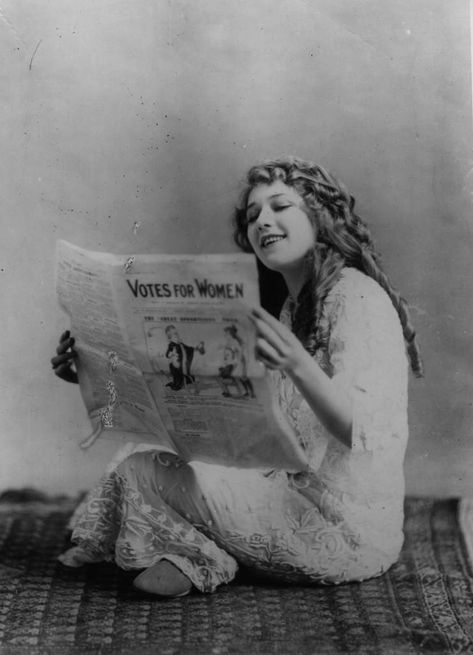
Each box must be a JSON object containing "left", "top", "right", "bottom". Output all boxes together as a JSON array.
[{"left": 52, "top": 157, "right": 422, "bottom": 597}]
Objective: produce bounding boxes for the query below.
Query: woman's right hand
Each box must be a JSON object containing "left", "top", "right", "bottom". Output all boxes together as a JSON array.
[{"left": 51, "top": 330, "right": 79, "bottom": 383}]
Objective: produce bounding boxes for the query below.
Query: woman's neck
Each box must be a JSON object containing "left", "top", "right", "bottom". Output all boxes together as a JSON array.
[{"left": 282, "top": 265, "right": 312, "bottom": 301}]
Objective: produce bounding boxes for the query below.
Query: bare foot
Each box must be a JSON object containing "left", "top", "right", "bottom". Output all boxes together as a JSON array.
[{"left": 133, "top": 560, "right": 192, "bottom": 597}]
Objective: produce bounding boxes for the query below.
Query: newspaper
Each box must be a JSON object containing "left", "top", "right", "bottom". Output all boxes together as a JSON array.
[{"left": 56, "top": 240, "right": 308, "bottom": 471}]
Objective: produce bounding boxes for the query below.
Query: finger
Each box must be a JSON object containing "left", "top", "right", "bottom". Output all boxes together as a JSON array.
[
  {"left": 51, "top": 350, "right": 77, "bottom": 366},
  {"left": 250, "top": 315, "right": 287, "bottom": 354},
  {"left": 51, "top": 350, "right": 77, "bottom": 368},
  {"left": 254, "top": 348, "right": 281, "bottom": 371},
  {"left": 59, "top": 330, "right": 71, "bottom": 342},
  {"left": 250, "top": 307, "right": 293, "bottom": 343},
  {"left": 54, "top": 363, "right": 79, "bottom": 384},
  {"left": 56, "top": 337, "right": 75, "bottom": 355},
  {"left": 53, "top": 362, "right": 72, "bottom": 376},
  {"left": 255, "top": 338, "right": 282, "bottom": 365},
  {"left": 251, "top": 305, "right": 288, "bottom": 331}
]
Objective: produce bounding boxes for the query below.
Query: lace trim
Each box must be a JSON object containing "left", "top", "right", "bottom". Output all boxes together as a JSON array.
[{"left": 64, "top": 469, "right": 238, "bottom": 593}]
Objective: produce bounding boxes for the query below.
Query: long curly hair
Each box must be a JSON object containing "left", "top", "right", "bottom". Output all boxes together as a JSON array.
[{"left": 233, "top": 157, "right": 423, "bottom": 377}]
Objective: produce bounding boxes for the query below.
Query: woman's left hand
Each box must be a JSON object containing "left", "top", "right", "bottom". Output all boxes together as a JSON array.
[{"left": 249, "top": 306, "right": 309, "bottom": 374}]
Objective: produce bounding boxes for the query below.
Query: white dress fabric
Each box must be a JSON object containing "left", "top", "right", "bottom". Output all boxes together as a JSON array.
[{"left": 59, "top": 268, "right": 409, "bottom": 592}]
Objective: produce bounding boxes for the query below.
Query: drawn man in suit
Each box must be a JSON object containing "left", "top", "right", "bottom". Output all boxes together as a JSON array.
[{"left": 164, "top": 325, "right": 205, "bottom": 391}]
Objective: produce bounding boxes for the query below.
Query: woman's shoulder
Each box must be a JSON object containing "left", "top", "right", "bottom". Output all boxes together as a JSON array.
[
  {"left": 325, "top": 267, "right": 400, "bottom": 328},
  {"left": 330, "top": 267, "right": 390, "bottom": 304}
]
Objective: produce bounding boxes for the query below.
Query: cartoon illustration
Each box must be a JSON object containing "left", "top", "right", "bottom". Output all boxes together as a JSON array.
[
  {"left": 164, "top": 325, "right": 205, "bottom": 391},
  {"left": 218, "top": 325, "right": 255, "bottom": 398}
]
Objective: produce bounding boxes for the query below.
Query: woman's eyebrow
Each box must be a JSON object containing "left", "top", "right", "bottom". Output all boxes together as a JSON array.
[{"left": 247, "top": 193, "right": 288, "bottom": 210}]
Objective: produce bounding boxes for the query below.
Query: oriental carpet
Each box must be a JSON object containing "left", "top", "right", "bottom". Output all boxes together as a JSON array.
[{"left": 0, "top": 493, "right": 472, "bottom": 654}]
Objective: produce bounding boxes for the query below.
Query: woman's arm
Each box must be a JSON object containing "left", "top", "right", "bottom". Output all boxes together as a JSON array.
[{"left": 250, "top": 306, "right": 353, "bottom": 447}]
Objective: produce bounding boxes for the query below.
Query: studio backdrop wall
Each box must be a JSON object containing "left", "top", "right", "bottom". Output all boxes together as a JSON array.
[{"left": 1, "top": 0, "right": 472, "bottom": 496}]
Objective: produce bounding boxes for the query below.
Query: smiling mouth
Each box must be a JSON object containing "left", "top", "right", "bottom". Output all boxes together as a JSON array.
[{"left": 260, "top": 235, "right": 286, "bottom": 249}]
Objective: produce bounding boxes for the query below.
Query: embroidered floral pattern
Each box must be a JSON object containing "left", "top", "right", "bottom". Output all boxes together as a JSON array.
[{"left": 65, "top": 468, "right": 237, "bottom": 592}]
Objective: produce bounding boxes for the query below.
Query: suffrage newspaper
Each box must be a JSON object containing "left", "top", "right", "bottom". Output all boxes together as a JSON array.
[{"left": 56, "top": 240, "right": 308, "bottom": 471}]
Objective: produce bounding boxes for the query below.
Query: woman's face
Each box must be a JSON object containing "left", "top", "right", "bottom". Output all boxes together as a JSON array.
[{"left": 245, "top": 181, "right": 316, "bottom": 275}]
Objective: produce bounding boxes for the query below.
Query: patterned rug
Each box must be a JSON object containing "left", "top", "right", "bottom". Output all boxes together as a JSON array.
[{"left": 0, "top": 493, "right": 473, "bottom": 655}]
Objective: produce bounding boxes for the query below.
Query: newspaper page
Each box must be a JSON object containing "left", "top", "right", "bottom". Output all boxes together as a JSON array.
[{"left": 56, "top": 240, "right": 309, "bottom": 471}]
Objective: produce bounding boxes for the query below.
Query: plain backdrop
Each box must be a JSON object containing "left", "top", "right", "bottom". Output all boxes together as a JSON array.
[{"left": 1, "top": 0, "right": 472, "bottom": 496}]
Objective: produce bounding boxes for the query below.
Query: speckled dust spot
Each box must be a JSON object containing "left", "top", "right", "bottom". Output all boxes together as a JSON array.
[{"left": 124, "top": 256, "right": 135, "bottom": 273}]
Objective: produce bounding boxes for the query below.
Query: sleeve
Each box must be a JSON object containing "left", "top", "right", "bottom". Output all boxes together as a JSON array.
[
  {"left": 326, "top": 275, "right": 409, "bottom": 453},
  {"left": 276, "top": 301, "right": 330, "bottom": 469}
]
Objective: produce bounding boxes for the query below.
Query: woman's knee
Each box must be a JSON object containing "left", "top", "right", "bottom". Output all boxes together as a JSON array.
[
  {"left": 116, "top": 450, "right": 155, "bottom": 478},
  {"left": 116, "top": 450, "right": 198, "bottom": 497}
]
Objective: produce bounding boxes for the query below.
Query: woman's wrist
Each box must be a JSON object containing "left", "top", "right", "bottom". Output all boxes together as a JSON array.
[
  {"left": 284, "top": 345, "right": 317, "bottom": 382},
  {"left": 286, "top": 351, "right": 353, "bottom": 447}
]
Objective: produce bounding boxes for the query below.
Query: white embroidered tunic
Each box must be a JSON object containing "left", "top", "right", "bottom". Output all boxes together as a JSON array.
[{"left": 60, "top": 268, "right": 409, "bottom": 592}]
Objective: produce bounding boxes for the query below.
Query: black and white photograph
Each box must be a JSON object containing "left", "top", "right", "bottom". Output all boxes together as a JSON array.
[{"left": 1, "top": 1, "right": 473, "bottom": 653}]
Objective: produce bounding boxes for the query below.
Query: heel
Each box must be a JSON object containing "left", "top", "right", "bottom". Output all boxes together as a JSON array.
[{"left": 133, "top": 560, "right": 192, "bottom": 597}]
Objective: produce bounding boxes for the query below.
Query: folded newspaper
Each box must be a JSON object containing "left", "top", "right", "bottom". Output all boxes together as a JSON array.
[{"left": 56, "top": 240, "right": 309, "bottom": 471}]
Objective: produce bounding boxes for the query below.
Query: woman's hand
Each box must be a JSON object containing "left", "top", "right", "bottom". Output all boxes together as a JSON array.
[
  {"left": 249, "top": 306, "right": 309, "bottom": 375},
  {"left": 250, "top": 305, "right": 353, "bottom": 447},
  {"left": 51, "top": 330, "right": 79, "bottom": 384}
]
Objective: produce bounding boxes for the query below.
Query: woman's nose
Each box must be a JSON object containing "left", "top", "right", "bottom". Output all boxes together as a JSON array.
[{"left": 255, "top": 206, "right": 273, "bottom": 228}]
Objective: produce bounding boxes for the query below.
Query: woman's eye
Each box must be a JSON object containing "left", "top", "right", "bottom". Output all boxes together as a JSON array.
[
  {"left": 246, "top": 212, "right": 258, "bottom": 224},
  {"left": 273, "top": 204, "right": 291, "bottom": 212}
]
